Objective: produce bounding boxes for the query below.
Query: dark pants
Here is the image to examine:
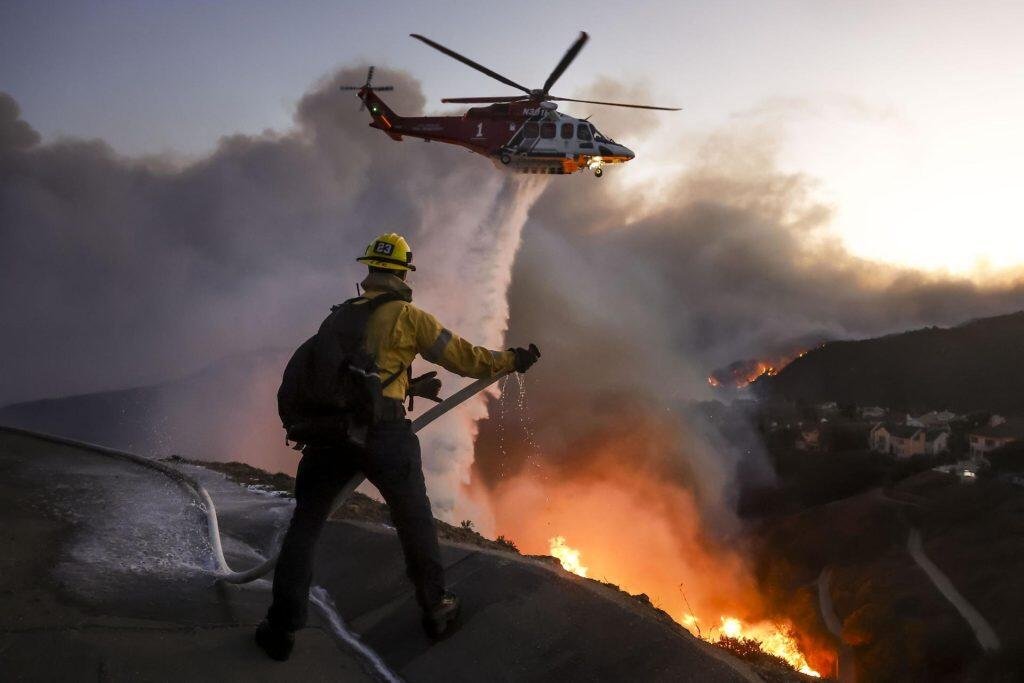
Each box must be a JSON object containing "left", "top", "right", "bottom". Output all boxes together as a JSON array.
[{"left": 266, "top": 418, "right": 445, "bottom": 632}]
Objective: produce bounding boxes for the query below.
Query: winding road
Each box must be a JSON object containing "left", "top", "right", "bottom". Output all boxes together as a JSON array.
[
  {"left": 907, "top": 529, "right": 1001, "bottom": 652},
  {"left": 816, "top": 568, "right": 856, "bottom": 683}
]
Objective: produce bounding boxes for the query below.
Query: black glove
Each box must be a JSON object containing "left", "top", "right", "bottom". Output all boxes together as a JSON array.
[
  {"left": 407, "top": 371, "right": 443, "bottom": 403},
  {"left": 510, "top": 343, "right": 541, "bottom": 373}
]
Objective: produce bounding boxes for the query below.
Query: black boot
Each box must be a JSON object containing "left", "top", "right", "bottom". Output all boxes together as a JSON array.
[
  {"left": 422, "top": 591, "right": 461, "bottom": 640},
  {"left": 255, "top": 619, "right": 295, "bottom": 661}
]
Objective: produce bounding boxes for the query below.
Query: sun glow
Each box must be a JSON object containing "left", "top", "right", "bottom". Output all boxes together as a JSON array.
[{"left": 771, "top": 99, "right": 1024, "bottom": 279}]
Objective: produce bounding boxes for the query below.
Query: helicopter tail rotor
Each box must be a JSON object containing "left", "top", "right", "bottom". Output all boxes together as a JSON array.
[{"left": 339, "top": 66, "right": 395, "bottom": 110}]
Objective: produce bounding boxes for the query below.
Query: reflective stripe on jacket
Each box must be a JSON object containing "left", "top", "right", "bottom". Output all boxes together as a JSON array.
[{"left": 360, "top": 273, "right": 516, "bottom": 400}]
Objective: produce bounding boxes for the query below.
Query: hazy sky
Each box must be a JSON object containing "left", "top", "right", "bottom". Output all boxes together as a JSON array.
[{"left": 3, "top": 0, "right": 1023, "bottom": 274}]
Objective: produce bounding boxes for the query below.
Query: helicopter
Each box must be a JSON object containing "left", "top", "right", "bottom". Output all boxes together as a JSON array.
[{"left": 340, "top": 32, "right": 679, "bottom": 177}]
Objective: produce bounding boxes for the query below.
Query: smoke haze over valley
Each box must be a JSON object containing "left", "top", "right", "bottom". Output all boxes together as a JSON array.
[
  {"left": 6, "top": 57, "right": 1024, "bottom": 522},
  {"left": 6, "top": 60, "right": 1024, "bottom": 677}
]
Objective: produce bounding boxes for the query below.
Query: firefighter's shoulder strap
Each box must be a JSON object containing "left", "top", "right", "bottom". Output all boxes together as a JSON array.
[
  {"left": 344, "top": 290, "right": 407, "bottom": 388},
  {"left": 331, "top": 289, "right": 406, "bottom": 315}
]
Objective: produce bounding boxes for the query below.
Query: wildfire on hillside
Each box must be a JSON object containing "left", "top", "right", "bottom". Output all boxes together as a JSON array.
[
  {"left": 708, "top": 345, "right": 818, "bottom": 389},
  {"left": 546, "top": 536, "right": 820, "bottom": 677},
  {"left": 549, "top": 536, "right": 589, "bottom": 577},
  {"left": 475, "top": 413, "right": 835, "bottom": 677}
]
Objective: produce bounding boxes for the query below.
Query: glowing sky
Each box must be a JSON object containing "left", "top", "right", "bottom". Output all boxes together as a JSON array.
[{"left": 3, "top": 0, "right": 1022, "bottom": 275}]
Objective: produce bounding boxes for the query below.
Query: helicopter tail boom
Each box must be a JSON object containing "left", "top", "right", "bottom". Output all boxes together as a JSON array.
[{"left": 359, "top": 88, "right": 404, "bottom": 141}]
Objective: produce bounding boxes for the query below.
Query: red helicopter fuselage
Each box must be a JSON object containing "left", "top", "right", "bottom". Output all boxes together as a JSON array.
[{"left": 358, "top": 87, "right": 634, "bottom": 176}]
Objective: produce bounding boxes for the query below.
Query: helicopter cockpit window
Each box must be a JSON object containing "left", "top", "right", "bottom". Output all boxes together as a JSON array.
[
  {"left": 577, "top": 124, "right": 592, "bottom": 141},
  {"left": 560, "top": 123, "right": 573, "bottom": 139},
  {"left": 523, "top": 122, "right": 539, "bottom": 138},
  {"left": 593, "top": 129, "right": 615, "bottom": 144},
  {"left": 540, "top": 122, "right": 556, "bottom": 139}
]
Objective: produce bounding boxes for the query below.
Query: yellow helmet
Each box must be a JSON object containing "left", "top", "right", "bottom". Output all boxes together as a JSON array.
[{"left": 356, "top": 232, "right": 416, "bottom": 271}]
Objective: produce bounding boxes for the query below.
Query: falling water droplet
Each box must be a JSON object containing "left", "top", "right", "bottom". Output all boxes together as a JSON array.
[{"left": 512, "top": 374, "right": 546, "bottom": 478}]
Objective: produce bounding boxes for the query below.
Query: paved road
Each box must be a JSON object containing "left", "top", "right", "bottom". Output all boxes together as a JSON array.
[
  {"left": 907, "top": 529, "right": 1001, "bottom": 652},
  {"left": 0, "top": 428, "right": 758, "bottom": 682},
  {"left": 815, "top": 568, "right": 855, "bottom": 683}
]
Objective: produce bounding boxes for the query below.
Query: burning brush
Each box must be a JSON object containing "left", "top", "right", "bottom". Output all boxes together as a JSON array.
[{"left": 547, "top": 536, "right": 820, "bottom": 677}]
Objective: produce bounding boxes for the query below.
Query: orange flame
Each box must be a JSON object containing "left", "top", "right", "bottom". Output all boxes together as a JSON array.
[
  {"left": 478, "top": 416, "right": 833, "bottom": 678},
  {"left": 547, "top": 536, "right": 820, "bottom": 676},
  {"left": 708, "top": 346, "right": 816, "bottom": 389},
  {"left": 712, "top": 617, "right": 821, "bottom": 676},
  {"left": 549, "top": 536, "right": 589, "bottom": 577}
]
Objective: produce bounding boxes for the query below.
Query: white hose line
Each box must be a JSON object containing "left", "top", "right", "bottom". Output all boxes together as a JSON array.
[
  {"left": 0, "top": 424, "right": 399, "bottom": 678},
  {"left": 0, "top": 424, "right": 233, "bottom": 573},
  {"left": 310, "top": 586, "right": 403, "bottom": 683},
  {"left": 1, "top": 373, "right": 508, "bottom": 683}
]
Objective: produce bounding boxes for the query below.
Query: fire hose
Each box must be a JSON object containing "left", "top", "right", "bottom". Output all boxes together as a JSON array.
[{"left": 1, "top": 372, "right": 510, "bottom": 683}]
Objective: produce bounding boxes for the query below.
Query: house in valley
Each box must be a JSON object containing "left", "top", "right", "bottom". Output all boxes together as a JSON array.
[
  {"left": 860, "top": 406, "right": 887, "bottom": 420},
  {"left": 906, "top": 410, "right": 958, "bottom": 429},
  {"left": 795, "top": 427, "right": 821, "bottom": 451},
  {"left": 869, "top": 423, "right": 890, "bottom": 453},
  {"left": 889, "top": 425, "right": 928, "bottom": 458},
  {"left": 969, "top": 417, "right": 1024, "bottom": 458},
  {"left": 870, "top": 424, "right": 949, "bottom": 458}
]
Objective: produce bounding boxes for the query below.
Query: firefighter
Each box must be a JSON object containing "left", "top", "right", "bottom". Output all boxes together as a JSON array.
[{"left": 256, "top": 233, "right": 540, "bottom": 660}]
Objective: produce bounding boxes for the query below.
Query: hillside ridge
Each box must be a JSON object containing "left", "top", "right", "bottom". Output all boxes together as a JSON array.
[{"left": 751, "top": 310, "right": 1024, "bottom": 413}]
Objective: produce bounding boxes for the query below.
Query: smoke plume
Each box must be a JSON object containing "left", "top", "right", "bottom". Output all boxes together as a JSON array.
[
  {"left": 468, "top": 109, "right": 1024, "bottom": 668},
  {"left": 0, "top": 70, "right": 546, "bottom": 515},
  {"left": 6, "top": 63, "right": 1024, "bottom": 575}
]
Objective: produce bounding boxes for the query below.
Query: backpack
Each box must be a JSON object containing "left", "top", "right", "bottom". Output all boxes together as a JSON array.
[{"left": 277, "top": 292, "right": 405, "bottom": 448}]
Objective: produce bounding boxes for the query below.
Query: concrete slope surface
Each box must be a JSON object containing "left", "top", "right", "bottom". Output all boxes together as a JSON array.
[
  {"left": 0, "top": 430, "right": 372, "bottom": 682},
  {"left": 0, "top": 429, "right": 756, "bottom": 682}
]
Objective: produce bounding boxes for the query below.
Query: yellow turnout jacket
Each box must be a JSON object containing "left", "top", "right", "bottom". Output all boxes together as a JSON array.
[{"left": 360, "top": 272, "right": 516, "bottom": 400}]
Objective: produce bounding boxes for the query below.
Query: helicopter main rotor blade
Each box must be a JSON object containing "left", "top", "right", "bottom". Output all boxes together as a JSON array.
[
  {"left": 542, "top": 31, "right": 589, "bottom": 95},
  {"left": 441, "top": 96, "right": 529, "bottom": 103},
  {"left": 410, "top": 34, "right": 531, "bottom": 95},
  {"left": 550, "top": 96, "right": 681, "bottom": 111}
]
